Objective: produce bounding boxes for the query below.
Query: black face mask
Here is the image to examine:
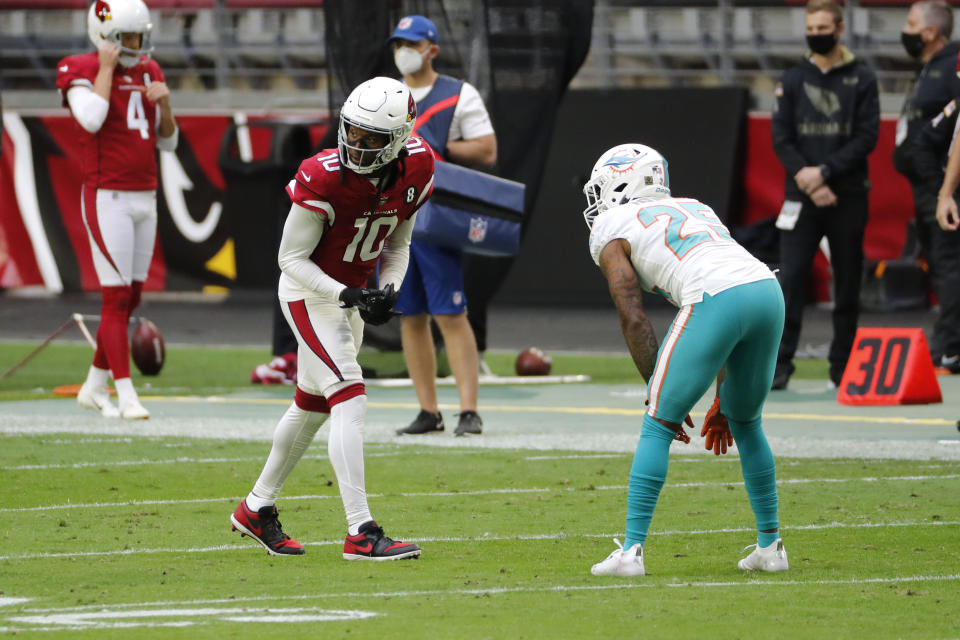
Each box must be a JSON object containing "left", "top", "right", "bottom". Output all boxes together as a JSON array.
[
  {"left": 806, "top": 33, "right": 838, "bottom": 55},
  {"left": 901, "top": 31, "right": 925, "bottom": 58}
]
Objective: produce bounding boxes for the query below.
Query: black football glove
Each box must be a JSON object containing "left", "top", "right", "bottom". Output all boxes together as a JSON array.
[
  {"left": 339, "top": 287, "right": 376, "bottom": 309},
  {"left": 358, "top": 283, "right": 401, "bottom": 326}
]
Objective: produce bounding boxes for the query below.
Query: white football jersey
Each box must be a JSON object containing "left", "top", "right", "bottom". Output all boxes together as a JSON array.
[{"left": 589, "top": 197, "right": 774, "bottom": 307}]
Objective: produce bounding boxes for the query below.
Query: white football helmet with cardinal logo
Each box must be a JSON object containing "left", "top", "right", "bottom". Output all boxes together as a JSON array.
[
  {"left": 582, "top": 143, "right": 671, "bottom": 229},
  {"left": 88, "top": 0, "right": 153, "bottom": 68},
  {"left": 338, "top": 76, "right": 417, "bottom": 175}
]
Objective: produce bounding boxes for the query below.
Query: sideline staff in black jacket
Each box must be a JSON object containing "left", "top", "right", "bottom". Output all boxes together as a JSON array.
[
  {"left": 771, "top": 0, "right": 879, "bottom": 390},
  {"left": 898, "top": 1, "right": 960, "bottom": 373}
]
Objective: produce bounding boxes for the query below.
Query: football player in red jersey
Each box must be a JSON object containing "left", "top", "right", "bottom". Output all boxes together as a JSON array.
[
  {"left": 230, "top": 77, "right": 433, "bottom": 560},
  {"left": 57, "top": 0, "right": 177, "bottom": 420}
]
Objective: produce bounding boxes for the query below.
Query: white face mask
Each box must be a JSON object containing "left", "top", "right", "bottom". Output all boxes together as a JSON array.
[{"left": 394, "top": 46, "right": 426, "bottom": 75}]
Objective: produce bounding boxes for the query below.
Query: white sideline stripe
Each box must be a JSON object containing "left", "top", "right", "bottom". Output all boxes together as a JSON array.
[
  {"left": 6, "top": 473, "right": 960, "bottom": 513},
  {"left": 6, "top": 572, "right": 959, "bottom": 618},
  {"left": 1, "top": 451, "right": 407, "bottom": 471},
  {"left": 1, "top": 520, "right": 955, "bottom": 562}
]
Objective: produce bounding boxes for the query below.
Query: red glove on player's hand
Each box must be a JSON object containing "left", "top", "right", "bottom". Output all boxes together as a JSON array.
[
  {"left": 646, "top": 399, "right": 693, "bottom": 444},
  {"left": 701, "top": 396, "right": 733, "bottom": 455}
]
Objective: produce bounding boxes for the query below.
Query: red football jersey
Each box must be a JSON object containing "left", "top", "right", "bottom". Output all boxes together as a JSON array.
[
  {"left": 56, "top": 52, "right": 167, "bottom": 190},
  {"left": 285, "top": 136, "right": 435, "bottom": 288}
]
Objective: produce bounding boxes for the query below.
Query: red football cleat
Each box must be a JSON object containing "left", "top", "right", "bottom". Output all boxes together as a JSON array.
[
  {"left": 230, "top": 500, "right": 304, "bottom": 556},
  {"left": 343, "top": 520, "right": 421, "bottom": 561}
]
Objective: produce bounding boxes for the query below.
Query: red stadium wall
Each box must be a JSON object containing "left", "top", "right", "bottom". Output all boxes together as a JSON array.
[
  {"left": 0, "top": 112, "right": 326, "bottom": 292},
  {"left": 0, "top": 110, "right": 914, "bottom": 294}
]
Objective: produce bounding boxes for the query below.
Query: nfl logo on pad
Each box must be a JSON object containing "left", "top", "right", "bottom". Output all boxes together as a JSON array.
[{"left": 468, "top": 217, "right": 488, "bottom": 244}]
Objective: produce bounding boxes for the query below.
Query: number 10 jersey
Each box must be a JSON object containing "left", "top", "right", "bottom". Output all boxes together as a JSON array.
[{"left": 284, "top": 138, "right": 435, "bottom": 290}]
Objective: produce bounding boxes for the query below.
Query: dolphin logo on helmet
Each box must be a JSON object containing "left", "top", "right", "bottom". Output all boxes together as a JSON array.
[{"left": 582, "top": 144, "right": 671, "bottom": 229}]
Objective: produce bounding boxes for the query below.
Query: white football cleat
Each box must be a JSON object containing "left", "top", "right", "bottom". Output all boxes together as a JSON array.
[
  {"left": 591, "top": 539, "right": 645, "bottom": 576},
  {"left": 738, "top": 538, "right": 788, "bottom": 572},
  {"left": 77, "top": 383, "right": 120, "bottom": 418},
  {"left": 119, "top": 398, "right": 150, "bottom": 420}
]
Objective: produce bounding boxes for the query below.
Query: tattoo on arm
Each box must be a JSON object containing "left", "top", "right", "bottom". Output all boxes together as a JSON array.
[{"left": 599, "top": 241, "right": 659, "bottom": 383}]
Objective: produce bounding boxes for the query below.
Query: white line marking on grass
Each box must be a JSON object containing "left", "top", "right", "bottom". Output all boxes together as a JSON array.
[
  {"left": 6, "top": 473, "right": 959, "bottom": 513},
  {"left": 0, "top": 573, "right": 960, "bottom": 630},
  {"left": 1, "top": 520, "right": 955, "bottom": 562},
  {"left": 0, "top": 599, "right": 31, "bottom": 608},
  {"left": 4, "top": 606, "right": 377, "bottom": 631},
  {"left": 524, "top": 454, "right": 626, "bottom": 461},
  {"left": 1, "top": 451, "right": 405, "bottom": 471}
]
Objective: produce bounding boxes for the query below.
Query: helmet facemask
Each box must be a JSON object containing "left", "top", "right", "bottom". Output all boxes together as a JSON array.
[
  {"left": 338, "top": 116, "right": 399, "bottom": 175},
  {"left": 582, "top": 144, "right": 670, "bottom": 229},
  {"left": 337, "top": 77, "right": 417, "bottom": 176},
  {"left": 88, "top": 0, "right": 154, "bottom": 68}
]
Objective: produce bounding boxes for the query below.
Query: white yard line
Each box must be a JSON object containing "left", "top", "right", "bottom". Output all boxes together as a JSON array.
[
  {"left": 5, "top": 473, "right": 959, "bottom": 514},
  {"left": 7, "top": 572, "right": 960, "bottom": 615},
  {"left": 0, "top": 520, "right": 955, "bottom": 562}
]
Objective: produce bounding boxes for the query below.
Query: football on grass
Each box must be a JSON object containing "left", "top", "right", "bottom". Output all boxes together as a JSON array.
[
  {"left": 131, "top": 319, "right": 165, "bottom": 376},
  {"left": 515, "top": 347, "right": 552, "bottom": 376}
]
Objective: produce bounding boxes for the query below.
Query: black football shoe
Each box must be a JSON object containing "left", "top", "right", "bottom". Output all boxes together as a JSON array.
[
  {"left": 454, "top": 410, "right": 483, "bottom": 436},
  {"left": 396, "top": 410, "right": 444, "bottom": 435},
  {"left": 343, "top": 520, "right": 421, "bottom": 561},
  {"left": 230, "top": 500, "right": 304, "bottom": 556}
]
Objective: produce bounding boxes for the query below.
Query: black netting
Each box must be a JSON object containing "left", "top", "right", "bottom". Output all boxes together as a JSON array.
[{"left": 322, "top": 0, "right": 593, "bottom": 348}]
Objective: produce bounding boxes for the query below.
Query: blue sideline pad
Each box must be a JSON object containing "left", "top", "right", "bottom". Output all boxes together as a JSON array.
[{"left": 413, "top": 161, "right": 525, "bottom": 256}]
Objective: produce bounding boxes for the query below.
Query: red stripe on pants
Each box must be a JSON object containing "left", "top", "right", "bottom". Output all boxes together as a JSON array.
[{"left": 286, "top": 300, "right": 344, "bottom": 381}]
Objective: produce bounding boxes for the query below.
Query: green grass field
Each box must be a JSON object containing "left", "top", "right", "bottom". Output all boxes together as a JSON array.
[{"left": 1, "top": 342, "right": 957, "bottom": 638}]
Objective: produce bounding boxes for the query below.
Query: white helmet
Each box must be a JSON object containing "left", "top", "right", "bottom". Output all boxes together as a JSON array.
[
  {"left": 88, "top": 0, "right": 153, "bottom": 68},
  {"left": 582, "top": 143, "right": 671, "bottom": 228},
  {"left": 338, "top": 77, "right": 417, "bottom": 175}
]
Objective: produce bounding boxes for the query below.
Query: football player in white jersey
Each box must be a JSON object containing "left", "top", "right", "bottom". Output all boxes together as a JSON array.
[{"left": 584, "top": 144, "right": 789, "bottom": 577}]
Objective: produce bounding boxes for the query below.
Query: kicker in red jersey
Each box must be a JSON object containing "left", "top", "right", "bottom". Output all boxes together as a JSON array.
[
  {"left": 285, "top": 135, "right": 435, "bottom": 288},
  {"left": 56, "top": 51, "right": 167, "bottom": 190}
]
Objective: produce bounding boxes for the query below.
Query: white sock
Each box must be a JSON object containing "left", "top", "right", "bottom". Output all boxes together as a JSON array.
[
  {"left": 252, "top": 403, "right": 327, "bottom": 503},
  {"left": 114, "top": 377, "right": 136, "bottom": 407},
  {"left": 328, "top": 394, "right": 372, "bottom": 533},
  {"left": 86, "top": 365, "right": 110, "bottom": 390}
]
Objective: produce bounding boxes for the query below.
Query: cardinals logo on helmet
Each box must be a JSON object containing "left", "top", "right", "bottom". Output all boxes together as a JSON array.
[
  {"left": 95, "top": 0, "right": 112, "bottom": 22},
  {"left": 407, "top": 93, "right": 417, "bottom": 123}
]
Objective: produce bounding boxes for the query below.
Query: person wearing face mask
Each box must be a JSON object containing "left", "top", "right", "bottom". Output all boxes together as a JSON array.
[
  {"left": 56, "top": 0, "right": 177, "bottom": 420},
  {"left": 387, "top": 15, "right": 498, "bottom": 438},
  {"left": 770, "top": 0, "right": 879, "bottom": 391},
  {"left": 893, "top": 1, "right": 960, "bottom": 374}
]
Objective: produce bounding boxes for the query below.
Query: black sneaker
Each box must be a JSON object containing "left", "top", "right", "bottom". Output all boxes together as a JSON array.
[
  {"left": 396, "top": 410, "right": 444, "bottom": 435},
  {"left": 454, "top": 410, "right": 483, "bottom": 436},
  {"left": 939, "top": 354, "right": 960, "bottom": 374},
  {"left": 230, "top": 500, "right": 304, "bottom": 556},
  {"left": 343, "top": 520, "right": 421, "bottom": 561},
  {"left": 771, "top": 368, "right": 791, "bottom": 391}
]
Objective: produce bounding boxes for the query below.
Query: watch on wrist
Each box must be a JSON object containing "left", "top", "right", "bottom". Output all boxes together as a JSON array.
[{"left": 818, "top": 163, "right": 831, "bottom": 181}]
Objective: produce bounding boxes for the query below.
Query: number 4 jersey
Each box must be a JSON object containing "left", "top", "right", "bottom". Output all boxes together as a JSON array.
[
  {"left": 284, "top": 139, "right": 435, "bottom": 290},
  {"left": 589, "top": 197, "right": 774, "bottom": 307},
  {"left": 56, "top": 52, "right": 166, "bottom": 190}
]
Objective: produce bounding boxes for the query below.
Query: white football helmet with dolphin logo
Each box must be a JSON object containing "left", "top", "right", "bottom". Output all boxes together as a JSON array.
[{"left": 582, "top": 143, "right": 671, "bottom": 229}]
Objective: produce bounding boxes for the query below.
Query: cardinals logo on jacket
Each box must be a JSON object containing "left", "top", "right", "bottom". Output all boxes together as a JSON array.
[{"left": 95, "top": 0, "right": 112, "bottom": 22}]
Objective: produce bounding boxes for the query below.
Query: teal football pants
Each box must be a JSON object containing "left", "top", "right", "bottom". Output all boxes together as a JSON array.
[{"left": 624, "top": 278, "right": 785, "bottom": 550}]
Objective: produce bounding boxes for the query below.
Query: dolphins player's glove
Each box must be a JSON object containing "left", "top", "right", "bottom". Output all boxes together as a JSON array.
[
  {"left": 646, "top": 399, "right": 694, "bottom": 443},
  {"left": 701, "top": 396, "right": 733, "bottom": 455}
]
